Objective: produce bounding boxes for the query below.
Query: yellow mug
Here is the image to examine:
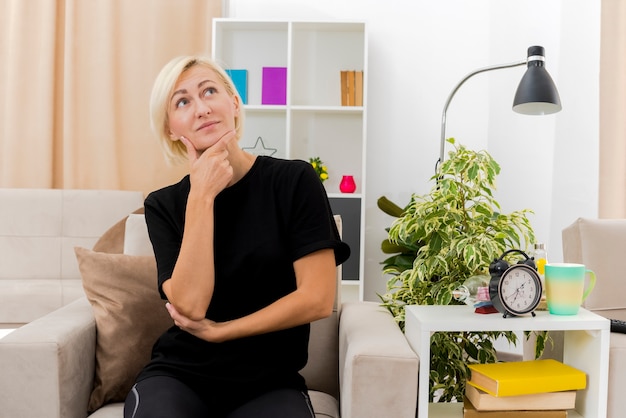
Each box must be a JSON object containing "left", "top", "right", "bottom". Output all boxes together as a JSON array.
[{"left": 544, "top": 263, "right": 596, "bottom": 315}]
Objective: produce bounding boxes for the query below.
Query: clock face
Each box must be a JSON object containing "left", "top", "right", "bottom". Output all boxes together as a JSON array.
[{"left": 499, "top": 265, "right": 542, "bottom": 315}]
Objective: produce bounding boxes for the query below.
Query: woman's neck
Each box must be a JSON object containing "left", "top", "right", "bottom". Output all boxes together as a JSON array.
[{"left": 227, "top": 148, "right": 257, "bottom": 186}]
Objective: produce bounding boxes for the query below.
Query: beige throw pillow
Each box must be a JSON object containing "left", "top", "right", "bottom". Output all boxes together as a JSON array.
[{"left": 75, "top": 247, "right": 172, "bottom": 412}]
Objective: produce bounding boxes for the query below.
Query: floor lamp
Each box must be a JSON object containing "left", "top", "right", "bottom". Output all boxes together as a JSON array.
[{"left": 437, "top": 45, "right": 562, "bottom": 171}]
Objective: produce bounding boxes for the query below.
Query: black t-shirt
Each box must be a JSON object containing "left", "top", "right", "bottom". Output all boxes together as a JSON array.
[{"left": 136, "top": 156, "right": 350, "bottom": 407}]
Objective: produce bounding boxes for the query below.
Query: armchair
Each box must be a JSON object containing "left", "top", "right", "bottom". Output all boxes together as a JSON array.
[
  {"left": 561, "top": 218, "right": 626, "bottom": 418},
  {"left": 0, "top": 213, "right": 419, "bottom": 418}
]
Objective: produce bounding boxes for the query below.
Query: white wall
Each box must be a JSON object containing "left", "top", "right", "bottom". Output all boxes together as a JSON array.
[{"left": 226, "top": 0, "right": 600, "bottom": 301}]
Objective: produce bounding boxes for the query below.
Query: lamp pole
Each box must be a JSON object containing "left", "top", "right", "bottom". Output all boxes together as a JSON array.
[
  {"left": 438, "top": 59, "right": 526, "bottom": 170},
  {"left": 437, "top": 46, "right": 560, "bottom": 174}
]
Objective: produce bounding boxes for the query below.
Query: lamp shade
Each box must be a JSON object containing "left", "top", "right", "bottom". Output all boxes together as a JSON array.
[{"left": 512, "top": 46, "right": 561, "bottom": 115}]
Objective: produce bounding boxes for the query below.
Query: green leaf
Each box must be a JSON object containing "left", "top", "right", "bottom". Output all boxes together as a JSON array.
[
  {"left": 467, "top": 162, "right": 479, "bottom": 181},
  {"left": 381, "top": 239, "right": 410, "bottom": 254},
  {"left": 465, "top": 341, "right": 479, "bottom": 360},
  {"left": 377, "top": 196, "right": 405, "bottom": 217}
]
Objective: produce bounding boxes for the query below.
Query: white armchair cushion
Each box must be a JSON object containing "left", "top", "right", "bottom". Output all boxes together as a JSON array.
[
  {"left": 0, "top": 298, "right": 96, "bottom": 418},
  {"left": 0, "top": 189, "right": 145, "bottom": 326},
  {"left": 123, "top": 214, "right": 153, "bottom": 256},
  {"left": 562, "top": 217, "right": 626, "bottom": 311},
  {"left": 339, "top": 302, "right": 419, "bottom": 418},
  {"left": 562, "top": 217, "right": 626, "bottom": 418}
]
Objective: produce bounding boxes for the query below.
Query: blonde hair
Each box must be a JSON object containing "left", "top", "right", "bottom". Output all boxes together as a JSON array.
[{"left": 149, "top": 55, "right": 245, "bottom": 164}]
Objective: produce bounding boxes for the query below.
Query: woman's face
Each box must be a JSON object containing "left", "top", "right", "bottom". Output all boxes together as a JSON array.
[{"left": 167, "top": 65, "right": 239, "bottom": 153}]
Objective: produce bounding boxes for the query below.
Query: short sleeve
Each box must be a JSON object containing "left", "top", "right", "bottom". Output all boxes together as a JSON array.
[
  {"left": 143, "top": 181, "right": 188, "bottom": 299},
  {"left": 286, "top": 161, "right": 350, "bottom": 266}
]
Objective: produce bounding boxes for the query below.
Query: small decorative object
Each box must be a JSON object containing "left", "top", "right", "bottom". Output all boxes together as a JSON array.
[
  {"left": 452, "top": 275, "right": 495, "bottom": 313},
  {"left": 339, "top": 175, "right": 356, "bottom": 193},
  {"left": 242, "top": 136, "right": 277, "bottom": 156},
  {"left": 309, "top": 157, "right": 328, "bottom": 183},
  {"left": 488, "top": 249, "right": 543, "bottom": 318}
]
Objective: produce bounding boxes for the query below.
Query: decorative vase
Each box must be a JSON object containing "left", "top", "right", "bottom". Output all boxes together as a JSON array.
[{"left": 339, "top": 175, "right": 357, "bottom": 193}]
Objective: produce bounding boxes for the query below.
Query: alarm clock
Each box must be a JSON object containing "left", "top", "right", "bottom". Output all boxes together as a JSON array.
[{"left": 488, "top": 249, "right": 543, "bottom": 318}]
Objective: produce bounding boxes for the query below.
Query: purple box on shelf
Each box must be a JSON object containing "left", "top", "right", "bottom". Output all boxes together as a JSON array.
[{"left": 262, "top": 67, "right": 287, "bottom": 105}]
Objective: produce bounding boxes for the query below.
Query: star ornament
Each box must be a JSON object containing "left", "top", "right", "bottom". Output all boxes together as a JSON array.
[{"left": 242, "top": 136, "right": 277, "bottom": 156}]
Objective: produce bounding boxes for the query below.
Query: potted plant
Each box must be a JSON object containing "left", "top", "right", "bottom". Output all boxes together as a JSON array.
[{"left": 378, "top": 138, "right": 547, "bottom": 402}]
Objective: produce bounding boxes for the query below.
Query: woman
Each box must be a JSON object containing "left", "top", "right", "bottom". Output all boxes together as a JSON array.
[{"left": 124, "top": 55, "right": 349, "bottom": 418}]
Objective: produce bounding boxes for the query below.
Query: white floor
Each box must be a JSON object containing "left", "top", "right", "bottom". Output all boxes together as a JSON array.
[{"left": 0, "top": 328, "right": 16, "bottom": 339}]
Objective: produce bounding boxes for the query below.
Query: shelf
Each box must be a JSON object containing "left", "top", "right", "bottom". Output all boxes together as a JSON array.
[
  {"left": 291, "top": 21, "right": 366, "bottom": 32},
  {"left": 405, "top": 305, "right": 610, "bottom": 418},
  {"left": 405, "top": 305, "right": 611, "bottom": 333},
  {"left": 244, "top": 105, "right": 287, "bottom": 112},
  {"left": 213, "top": 18, "right": 367, "bottom": 300},
  {"left": 291, "top": 23, "right": 365, "bottom": 107},
  {"left": 327, "top": 193, "right": 363, "bottom": 199},
  {"left": 290, "top": 105, "right": 364, "bottom": 113},
  {"left": 428, "top": 403, "right": 583, "bottom": 418}
]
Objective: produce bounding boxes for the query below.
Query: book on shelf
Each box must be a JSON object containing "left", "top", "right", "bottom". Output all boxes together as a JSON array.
[
  {"left": 354, "top": 70, "right": 363, "bottom": 106},
  {"left": 347, "top": 70, "right": 355, "bottom": 106},
  {"left": 340, "top": 70, "right": 363, "bottom": 106},
  {"left": 225, "top": 69, "right": 248, "bottom": 104},
  {"left": 341, "top": 71, "right": 349, "bottom": 106},
  {"left": 465, "top": 383, "right": 576, "bottom": 411},
  {"left": 467, "top": 359, "right": 586, "bottom": 397},
  {"left": 463, "top": 398, "right": 567, "bottom": 418},
  {"left": 262, "top": 67, "right": 287, "bottom": 105}
]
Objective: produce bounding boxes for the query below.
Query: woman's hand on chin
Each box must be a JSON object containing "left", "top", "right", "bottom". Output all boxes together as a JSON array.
[{"left": 182, "top": 132, "right": 236, "bottom": 199}]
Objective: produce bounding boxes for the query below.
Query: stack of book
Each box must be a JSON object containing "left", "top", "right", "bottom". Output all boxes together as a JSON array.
[
  {"left": 463, "top": 359, "right": 586, "bottom": 417},
  {"left": 340, "top": 70, "right": 364, "bottom": 106}
]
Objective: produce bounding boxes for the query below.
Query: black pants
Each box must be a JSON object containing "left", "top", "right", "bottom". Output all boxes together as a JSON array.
[{"left": 124, "top": 376, "right": 316, "bottom": 418}]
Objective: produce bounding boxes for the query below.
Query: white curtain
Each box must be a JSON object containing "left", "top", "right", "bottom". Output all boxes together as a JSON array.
[
  {"left": 0, "top": 0, "right": 221, "bottom": 194},
  {"left": 599, "top": 0, "right": 626, "bottom": 217}
]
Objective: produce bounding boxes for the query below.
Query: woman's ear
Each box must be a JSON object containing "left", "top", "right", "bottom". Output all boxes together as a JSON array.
[{"left": 232, "top": 94, "right": 241, "bottom": 115}]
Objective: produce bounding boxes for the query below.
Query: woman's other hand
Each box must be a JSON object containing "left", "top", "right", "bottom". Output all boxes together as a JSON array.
[{"left": 166, "top": 302, "right": 226, "bottom": 343}]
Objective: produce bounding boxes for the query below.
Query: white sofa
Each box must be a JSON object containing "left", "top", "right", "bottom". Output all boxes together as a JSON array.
[
  {"left": 0, "top": 188, "right": 145, "bottom": 328},
  {"left": 0, "top": 193, "right": 420, "bottom": 418},
  {"left": 561, "top": 218, "right": 626, "bottom": 418}
]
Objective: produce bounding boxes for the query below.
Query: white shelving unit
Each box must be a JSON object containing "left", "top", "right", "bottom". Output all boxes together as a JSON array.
[
  {"left": 405, "top": 305, "right": 611, "bottom": 418},
  {"left": 212, "top": 19, "right": 368, "bottom": 300}
]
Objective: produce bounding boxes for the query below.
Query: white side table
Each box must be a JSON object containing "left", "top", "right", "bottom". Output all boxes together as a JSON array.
[{"left": 404, "top": 305, "right": 610, "bottom": 418}]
